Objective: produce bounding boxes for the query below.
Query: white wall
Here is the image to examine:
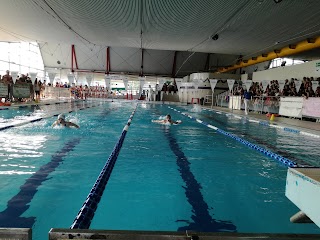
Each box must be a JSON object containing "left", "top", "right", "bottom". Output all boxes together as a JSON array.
[
  {"left": 253, "top": 59, "right": 320, "bottom": 81},
  {"left": 241, "top": 74, "right": 248, "bottom": 81}
]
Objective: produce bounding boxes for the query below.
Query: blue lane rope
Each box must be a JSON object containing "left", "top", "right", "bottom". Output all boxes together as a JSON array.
[
  {"left": 168, "top": 106, "right": 297, "bottom": 168},
  {"left": 70, "top": 104, "right": 138, "bottom": 229}
]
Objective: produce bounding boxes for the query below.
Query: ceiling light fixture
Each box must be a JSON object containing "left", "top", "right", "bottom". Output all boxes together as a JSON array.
[{"left": 274, "top": 0, "right": 282, "bottom": 3}]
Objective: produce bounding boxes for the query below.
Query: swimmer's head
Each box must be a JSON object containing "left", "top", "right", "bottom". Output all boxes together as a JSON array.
[
  {"left": 166, "top": 114, "right": 171, "bottom": 120},
  {"left": 57, "top": 114, "right": 65, "bottom": 121}
]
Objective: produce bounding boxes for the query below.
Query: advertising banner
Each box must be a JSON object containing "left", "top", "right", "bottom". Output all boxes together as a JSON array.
[
  {"left": 279, "top": 97, "right": 303, "bottom": 118},
  {"left": 243, "top": 80, "right": 252, "bottom": 91},
  {"left": 209, "top": 79, "right": 218, "bottom": 91},
  {"left": 294, "top": 80, "right": 302, "bottom": 92},
  {"left": 86, "top": 75, "right": 92, "bottom": 86},
  {"left": 48, "top": 73, "right": 56, "bottom": 84},
  {"left": 123, "top": 79, "right": 128, "bottom": 91},
  {"left": 0, "top": 83, "right": 8, "bottom": 97},
  {"left": 227, "top": 79, "right": 235, "bottom": 91},
  {"left": 29, "top": 72, "right": 37, "bottom": 84},
  {"left": 13, "top": 83, "right": 31, "bottom": 98},
  {"left": 261, "top": 80, "right": 270, "bottom": 92},
  {"left": 302, "top": 98, "right": 320, "bottom": 118},
  {"left": 11, "top": 71, "right": 18, "bottom": 84}
]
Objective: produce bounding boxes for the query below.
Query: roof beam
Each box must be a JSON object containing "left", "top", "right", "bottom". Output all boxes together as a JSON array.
[
  {"left": 218, "top": 36, "right": 320, "bottom": 73},
  {"left": 71, "top": 45, "right": 79, "bottom": 72}
]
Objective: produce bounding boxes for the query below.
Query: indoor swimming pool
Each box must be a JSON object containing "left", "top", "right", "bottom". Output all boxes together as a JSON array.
[{"left": 0, "top": 100, "right": 319, "bottom": 240}]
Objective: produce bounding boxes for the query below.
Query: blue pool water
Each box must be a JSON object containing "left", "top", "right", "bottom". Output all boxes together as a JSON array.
[{"left": 0, "top": 101, "right": 319, "bottom": 240}]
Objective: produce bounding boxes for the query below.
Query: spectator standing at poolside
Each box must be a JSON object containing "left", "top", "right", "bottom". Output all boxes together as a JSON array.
[
  {"left": 243, "top": 88, "right": 252, "bottom": 115},
  {"left": 2, "top": 70, "right": 13, "bottom": 102},
  {"left": 34, "top": 78, "right": 41, "bottom": 102}
]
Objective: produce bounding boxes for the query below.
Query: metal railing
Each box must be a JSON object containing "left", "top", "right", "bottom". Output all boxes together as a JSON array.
[
  {"left": 44, "top": 86, "right": 71, "bottom": 99},
  {"left": 216, "top": 94, "right": 280, "bottom": 114}
]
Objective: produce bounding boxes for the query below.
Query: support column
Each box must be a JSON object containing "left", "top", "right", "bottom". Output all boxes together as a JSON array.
[
  {"left": 139, "top": 48, "right": 144, "bottom": 77},
  {"left": 171, "top": 51, "right": 177, "bottom": 78},
  {"left": 71, "top": 45, "right": 79, "bottom": 72},
  {"left": 204, "top": 53, "right": 210, "bottom": 71},
  {"left": 106, "top": 47, "right": 110, "bottom": 74}
]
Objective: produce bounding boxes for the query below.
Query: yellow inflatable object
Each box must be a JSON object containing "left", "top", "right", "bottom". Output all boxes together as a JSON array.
[{"left": 270, "top": 114, "right": 275, "bottom": 121}]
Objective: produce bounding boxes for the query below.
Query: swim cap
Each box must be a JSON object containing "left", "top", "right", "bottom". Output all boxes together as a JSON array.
[{"left": 57, "top": 114, "right": 65, "bottom": 120}]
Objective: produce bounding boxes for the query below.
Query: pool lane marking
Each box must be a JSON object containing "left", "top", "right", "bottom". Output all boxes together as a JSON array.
[
  {"left": 0, "top": 137, "right": 81, "bottom": 228},
  {"left": 0, "top": 102, "right": 102, "bottom": 131},
  {"left": 151, "top": 107, "right": 237, "bottom": 232},
  {"left": 70, "top": 104, "right": 138, "bottom": 229},
  {"left": 168, "top": 106, "right": 297, "bottom": 168},
  {"left": 202, "top": 108, "right": 320, "bottom": 139},
  {"left": 164, "top": 129, "right": 237, "bottom": 232}
]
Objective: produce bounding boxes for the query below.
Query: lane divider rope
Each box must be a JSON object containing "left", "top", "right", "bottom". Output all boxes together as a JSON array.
[
  {"left": 0, "top": 102, "right": 102, "bottom": 131},
  {"left": 70, "top": 104, "right": 138, "bottom": 229},
  {"left": 168, "top": 106, "right": 297, "bottom": 168},
  {"left": 202, "top": 108, "right": 320, "bottom": 139}
]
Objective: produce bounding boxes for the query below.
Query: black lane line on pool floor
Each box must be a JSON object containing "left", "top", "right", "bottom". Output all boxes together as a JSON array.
[
  {"left": 0, "top": 137, "right": 81, "bottom": 228},
  {"left": 163, "top": 128, "right": 237, "bottom": 232},
  {"left": 202, "top": 113, "right": 314, "bottom": 168}
]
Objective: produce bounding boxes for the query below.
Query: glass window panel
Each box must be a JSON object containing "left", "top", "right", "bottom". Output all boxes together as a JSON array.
[{"left": 0, "top": 42, "right": 9, "bottom": 62}]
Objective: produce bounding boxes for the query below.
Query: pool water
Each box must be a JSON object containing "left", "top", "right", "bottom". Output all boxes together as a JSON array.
[{"left": 0, "top": 101, "right": 319, "bottom": 240}]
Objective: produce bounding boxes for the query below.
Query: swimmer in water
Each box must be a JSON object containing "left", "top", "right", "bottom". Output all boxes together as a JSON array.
[
  {"left": 52, "top": 114, "right": 79, "bottom": 128},
  {"left": 152, "top": 114, "right": 181, "bottom": 125}
]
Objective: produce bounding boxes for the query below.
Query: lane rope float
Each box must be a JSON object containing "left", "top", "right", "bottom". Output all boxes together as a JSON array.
[
  {"left": 70, "top": 104, "right": 138, "bottom": 229},
  {"left": 168, "top": 106, "right": 297, "bottom": 168}
]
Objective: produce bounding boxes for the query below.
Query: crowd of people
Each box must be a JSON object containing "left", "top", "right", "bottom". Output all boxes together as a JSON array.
[
  {"left": 0, "top": 70, "right": 184, "bottom": 103},
  {"left": 0, "top": 70, "right": 46, "bottom": 103},
  {"left": 0, "top": 70, "right": 114, "bottom": 102},
  {"left": 233, "top": 77, "right": 320, "bottom": 98}
]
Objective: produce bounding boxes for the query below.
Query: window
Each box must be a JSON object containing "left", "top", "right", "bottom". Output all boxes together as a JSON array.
[
  {"left": 0, "top": 41, "right": 44, "bottom": 78},
  {"left": 269, "top": 58, "right": 306, "bottom": 69}
]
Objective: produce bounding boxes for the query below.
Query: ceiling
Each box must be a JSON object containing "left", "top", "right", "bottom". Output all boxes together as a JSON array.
[{"left": 0, "top": 0, "right": 320, "bottom": 76}]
